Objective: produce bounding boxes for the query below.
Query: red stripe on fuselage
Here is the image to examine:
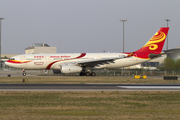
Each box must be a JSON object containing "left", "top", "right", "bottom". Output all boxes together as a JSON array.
[
  {"left": 75, "top": 53, "right": 86, "bottom": 58},
  {"left": 46, "top": 53, "right": 86, "bottom": 69}
]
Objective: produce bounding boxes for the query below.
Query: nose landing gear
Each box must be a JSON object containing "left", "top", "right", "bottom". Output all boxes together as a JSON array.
[{"left": 22, "top": 69, "right": 26, "bottom": 76}]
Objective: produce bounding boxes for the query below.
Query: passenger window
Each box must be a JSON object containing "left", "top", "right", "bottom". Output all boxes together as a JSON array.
[{"left": 119, "top": 55, "right": 125, "bottom": 58}]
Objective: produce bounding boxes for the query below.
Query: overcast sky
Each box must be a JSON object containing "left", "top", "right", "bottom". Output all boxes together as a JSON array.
[{"left": 0, "top": 0, "right": 180, "bottom": 54}]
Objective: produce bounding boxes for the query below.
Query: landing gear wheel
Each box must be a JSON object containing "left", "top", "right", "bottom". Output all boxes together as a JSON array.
[
  {"left": 85, "top": 72, "right": 91, "bottom": 76},
  {"left": 22, "top": 73, "right": 26, "bottom": 76},
  {"left": 80, "top": 72, "right": 85, "bottom": 76},
  {"left": 91, "top": 72, "right": 96, "bottom": 76}
]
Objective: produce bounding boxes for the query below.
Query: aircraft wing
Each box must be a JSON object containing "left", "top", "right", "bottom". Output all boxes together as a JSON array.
[{"left": 74, "top": 56, "right": 130, "bottom": 67}]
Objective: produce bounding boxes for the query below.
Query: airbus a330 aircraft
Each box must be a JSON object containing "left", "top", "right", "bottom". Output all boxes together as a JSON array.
[{"left": 5, "top": 27, "right": 169, "bottom": 76}]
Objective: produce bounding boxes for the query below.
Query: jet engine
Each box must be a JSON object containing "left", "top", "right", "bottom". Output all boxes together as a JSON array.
[{"left": 60, "top": 65, "right": 82, "bottom": 74}]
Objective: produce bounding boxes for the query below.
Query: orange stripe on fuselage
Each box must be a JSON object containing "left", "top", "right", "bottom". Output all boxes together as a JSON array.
[{"left": 6, "top": 60, "right": 32, "bottom": 64}]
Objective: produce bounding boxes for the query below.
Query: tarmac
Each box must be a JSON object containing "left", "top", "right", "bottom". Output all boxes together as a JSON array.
[{"left": 1, "top": 83, "right": 180, "bottom": 91}]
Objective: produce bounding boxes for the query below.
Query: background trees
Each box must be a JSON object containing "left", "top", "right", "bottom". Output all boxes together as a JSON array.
[{"left": 163, "top": 57, "right": 180, "bottom": 70}]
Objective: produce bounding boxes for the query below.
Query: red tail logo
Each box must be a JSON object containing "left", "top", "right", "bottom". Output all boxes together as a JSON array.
[{"left": 133, "top": 27, "right": 169, "bottom": 59}]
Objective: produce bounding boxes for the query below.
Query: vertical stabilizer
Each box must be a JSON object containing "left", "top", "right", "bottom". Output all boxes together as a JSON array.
[{"left": 134, "top": 27, "right": 169, "bottom": 59}]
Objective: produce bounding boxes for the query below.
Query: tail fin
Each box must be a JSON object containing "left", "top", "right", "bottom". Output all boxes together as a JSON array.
[{"left": 133, "top": 27, "right": 169, "bottom": 59}]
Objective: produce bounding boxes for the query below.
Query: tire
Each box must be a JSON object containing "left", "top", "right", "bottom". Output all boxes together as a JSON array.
[
  {"left": 91, "top": 72, "right": 96, "bottom": 76},
  {"left": 22, "top": 73, "right": 26, "bottom": 76},
  {"left": 80, "top": 72, "right": 85, "bottom": 76},
  {"left": 85, "top": 72, "right": 91, "bottom": 76}
]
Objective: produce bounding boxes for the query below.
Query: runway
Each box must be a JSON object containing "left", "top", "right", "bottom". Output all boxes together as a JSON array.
[{"left": 1, "top": 84, "right": 180, "bottom": 91}]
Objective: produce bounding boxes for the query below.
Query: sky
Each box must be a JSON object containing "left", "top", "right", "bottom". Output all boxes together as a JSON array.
[{"left": 0, "top": 0, "right": 180, "bottom": 54}]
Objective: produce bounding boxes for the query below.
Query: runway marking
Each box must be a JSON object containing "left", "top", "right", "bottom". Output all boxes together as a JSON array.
[{"left": 118, "top": 86, "right": 180, "bottom": 89}]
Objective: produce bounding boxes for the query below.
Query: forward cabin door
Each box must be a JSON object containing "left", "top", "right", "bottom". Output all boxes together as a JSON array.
[{"left": 20, "top": 56, "right": 26, "bottom": 69}]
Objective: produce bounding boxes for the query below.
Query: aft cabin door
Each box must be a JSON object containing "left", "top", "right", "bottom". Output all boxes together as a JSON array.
[
  {"left": 133, "top": 54, "right": 138, "bottom": 61},
  {"left": 130, "top": 54, "right": 138, "bottom": 61}
]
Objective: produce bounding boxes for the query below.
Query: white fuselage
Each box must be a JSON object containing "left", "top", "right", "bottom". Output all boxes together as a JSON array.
[{"left": 5, "top": 53, "right": 149, "bottom": 70}]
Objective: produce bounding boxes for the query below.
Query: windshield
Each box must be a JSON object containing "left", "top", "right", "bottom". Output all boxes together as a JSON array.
[{"left": 9, "top": 58, "right": 15, "bottom": 60}]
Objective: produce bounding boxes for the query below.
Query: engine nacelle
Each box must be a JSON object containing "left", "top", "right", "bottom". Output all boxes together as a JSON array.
[{"left": 60, "top": 65, "right": 82, "bottom": 74}]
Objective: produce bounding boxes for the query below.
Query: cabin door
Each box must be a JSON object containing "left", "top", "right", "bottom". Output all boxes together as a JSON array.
[{"left": 20, "top": 56, "right": 26, "bottom": 69}]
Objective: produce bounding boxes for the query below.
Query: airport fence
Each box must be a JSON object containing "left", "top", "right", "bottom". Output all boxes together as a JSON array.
[
  {"left": 53, "top": 69, "right": 180, "bottom": 76},
  {"left": 92, "top": 69, "right": 180, "bottom": 76},
  {"left": 1, "top": 64, "right": 180, "bottom": 76}
]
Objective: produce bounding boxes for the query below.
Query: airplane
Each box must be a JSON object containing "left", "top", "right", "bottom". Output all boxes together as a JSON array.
[{"left": 5, "top": 27, "right": 169, "bottom": 76}]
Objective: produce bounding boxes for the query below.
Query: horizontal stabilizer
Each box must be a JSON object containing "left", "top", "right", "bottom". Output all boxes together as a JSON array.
[{"left": 148, "top": 53, "right": 167, "bottom": 59}]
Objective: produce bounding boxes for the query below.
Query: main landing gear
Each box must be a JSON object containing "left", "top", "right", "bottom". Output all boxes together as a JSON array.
[
  {"left": 79, "top": 71, "right": 96, "bottom": 76},
  {"left": 22, "top": 69, "right": 26, "bottom": 76}
]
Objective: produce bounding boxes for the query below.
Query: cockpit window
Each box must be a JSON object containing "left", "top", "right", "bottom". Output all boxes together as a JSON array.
[{"left": 10, "top": 58, "right": 15, "bottom": 60}]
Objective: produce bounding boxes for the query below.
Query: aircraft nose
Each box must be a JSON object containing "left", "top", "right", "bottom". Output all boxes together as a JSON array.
[
  {"left": 5, "top": 61, "right": 9, "bottom": 65},
  {"left": 5, "top": 60, "right": 10, "bottom": 66}
]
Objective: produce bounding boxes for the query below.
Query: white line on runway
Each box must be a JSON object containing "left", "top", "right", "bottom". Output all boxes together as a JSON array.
[{"left": 118, "top": 86, "right": 180, "bottom": 89}]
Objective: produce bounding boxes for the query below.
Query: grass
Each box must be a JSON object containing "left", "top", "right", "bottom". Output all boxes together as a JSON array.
[
  {"left": 0, "top": 91, "right": 180, "bottom": 119},
  {"left": 1, "top": 76, "right": 180, "bottom": 119},
  {"left": 0, "top": 76, "right": 180, "bottom": 84}
]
